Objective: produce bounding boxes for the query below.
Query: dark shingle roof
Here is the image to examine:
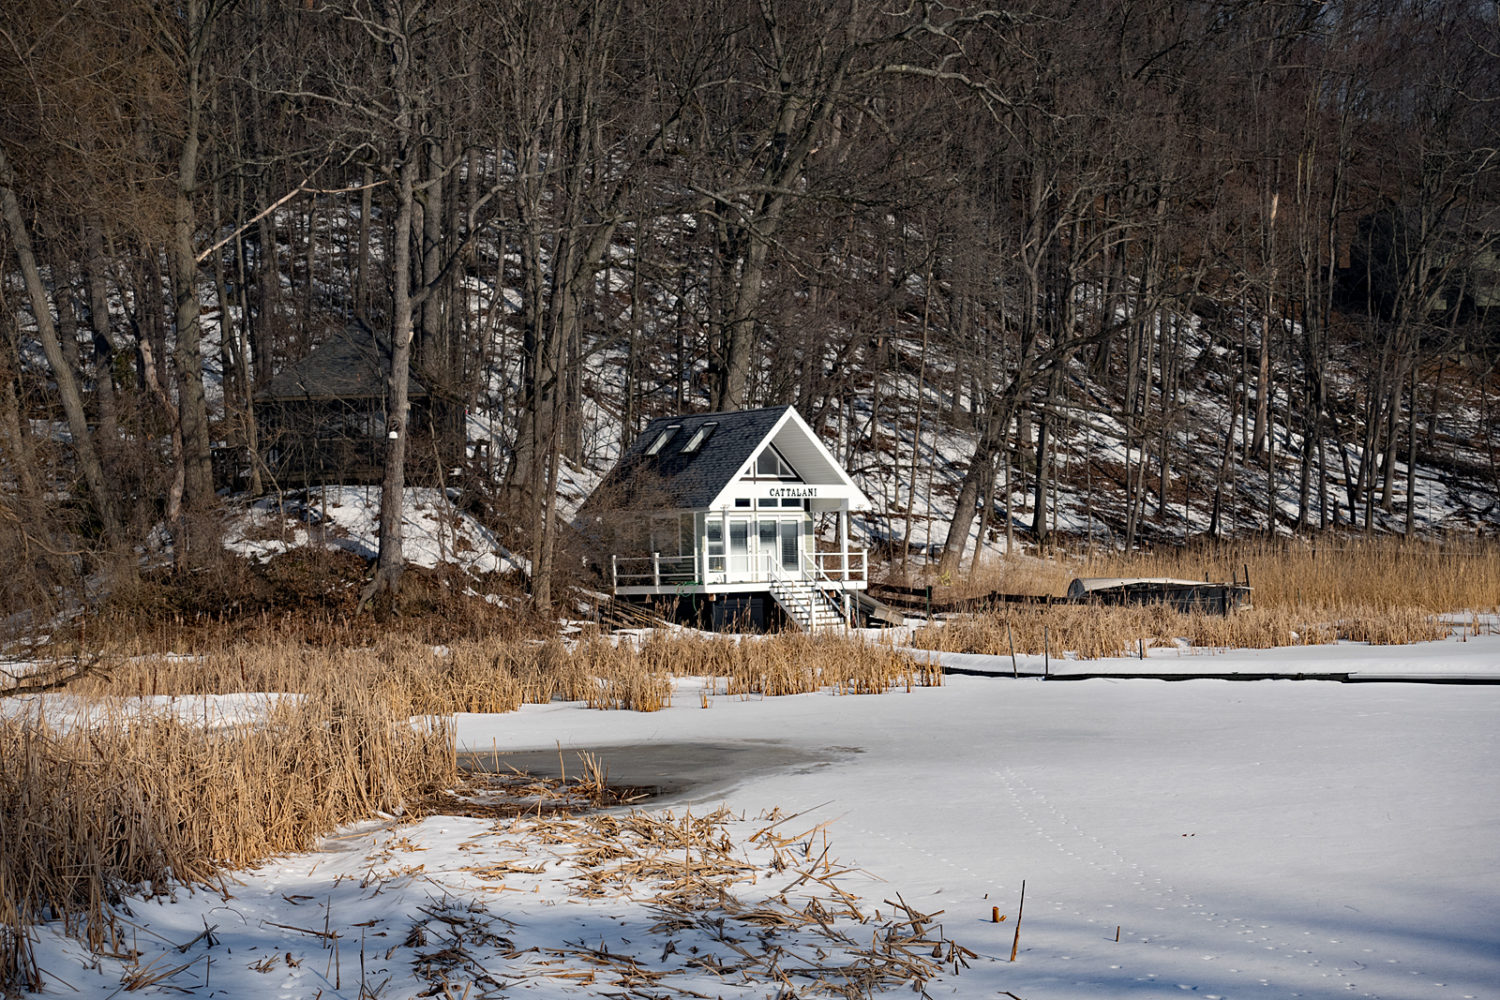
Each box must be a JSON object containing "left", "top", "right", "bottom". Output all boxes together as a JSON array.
[
  {"left": 257, "top": 322, "right": 427, "bottom": 402},
  {"left": 589, "top": 406, "right": 791, "bottom": 511}
]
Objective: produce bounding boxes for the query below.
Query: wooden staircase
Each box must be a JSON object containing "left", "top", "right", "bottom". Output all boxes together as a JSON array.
[{"left": 768, "top": 577, "right": 848, "bottom": 632}]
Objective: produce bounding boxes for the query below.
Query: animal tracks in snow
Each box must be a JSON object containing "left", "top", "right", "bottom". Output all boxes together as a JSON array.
[
  {"left": 987, "top": 767, "right": 1447, "bottom": 999},
  {"left": 839, "top": 766, "right": 1464, "bottom": 998}
]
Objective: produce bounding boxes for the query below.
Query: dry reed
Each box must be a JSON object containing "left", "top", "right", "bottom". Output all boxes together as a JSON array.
[
  {"left": 441, "top": 806, "right": 972, "bottom": 998},
  {"left": 935, "top": 535, "right": 1500, "bottom": 614},
  {"left": 896, "top": 535, "right": 1485, "bottom": 660},
  {"left": 64, "top": 629, "right": 939, "bottom": 711},
  {"left": 0, "top": 687, "right": 452, "bottom": 992},
  {"left": 912, "top": 602, "right": 1449, "bottom": 659}
]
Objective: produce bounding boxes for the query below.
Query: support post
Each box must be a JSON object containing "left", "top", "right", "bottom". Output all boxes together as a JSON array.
[
  {"left": 839, "top": 508, "right": 849, "bottom": 580},
  {"left": 652, "top": 551, "right": 661, "bottom": 588}
]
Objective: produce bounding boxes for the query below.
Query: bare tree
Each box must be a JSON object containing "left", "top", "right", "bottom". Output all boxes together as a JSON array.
[{"left": 0, "top": 149, "right": 123, "bottom": 543}]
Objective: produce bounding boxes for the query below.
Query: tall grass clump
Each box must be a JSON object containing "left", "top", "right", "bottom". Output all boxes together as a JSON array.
[
  {"left": 719, "top": 632, "right": 943, "bottom": 696},
  {"left": 0, "top": 685, "right": 452, "bottom": 992}
]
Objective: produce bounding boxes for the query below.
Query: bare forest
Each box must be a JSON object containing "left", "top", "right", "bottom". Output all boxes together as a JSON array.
[{"left": 2, "top": 0, "right": 1498, "bottom": 620}]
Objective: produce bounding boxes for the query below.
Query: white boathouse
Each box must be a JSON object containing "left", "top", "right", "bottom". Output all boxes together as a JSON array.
[{"left": 583, "top": 406, "right": 870, "bottom": 630}]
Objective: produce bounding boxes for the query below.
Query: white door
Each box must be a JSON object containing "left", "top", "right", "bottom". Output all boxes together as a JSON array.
[
  {"left": 727, "top": 517, "right": 751, "bottom": 579},
  {"left": 758, "top": 520, "right": 780, "bottom": 577},
  {"left": 779, "top": 519, "right": 801, "bottom": 573}
]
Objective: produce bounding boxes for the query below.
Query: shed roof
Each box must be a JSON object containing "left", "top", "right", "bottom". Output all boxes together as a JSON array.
[
  {"left": 257, "top": 322, "right": 426, "bottom": 403},
  {"left": 587, "top": 405, "right": 870, "bottom": 512}
]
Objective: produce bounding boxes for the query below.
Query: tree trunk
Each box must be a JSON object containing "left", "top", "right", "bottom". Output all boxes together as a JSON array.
[
  {"left": 0, "top": 148, "right": 122, "bottom": 544},
  {"left": 1031, "top": 404, "right": 1051, "bottom": 545},
  {"left": 355, "top": 165, "right": 374, "bottom": 318},
  {"left": 362, "top": 156, "right": 415, "bottom": 613},
  {"left": 83, "top": 222, "right": 120, "bottom": 447},
  {"left": 359, "top": 5, "right": 419, "bottom": 616},
  {"left": 713, "top": 226, "right": 774, "bottom": 410},
  {"left": 1404, "top": 361, "right": 1418, "bottom": 535},
  {"left": 170, "top": 0, "right": 214, "bottom": 511},
  {"left": 938, "top": 387, "right": 1020, "bottom": 574}
]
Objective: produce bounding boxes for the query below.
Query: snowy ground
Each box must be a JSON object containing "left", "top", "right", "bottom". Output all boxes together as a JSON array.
[
  {"left": 223, "top": 486, "right": 527, "bottom": 576},
  {"left": 25, "top": 630, "right": 1500, "bottom": 999}
]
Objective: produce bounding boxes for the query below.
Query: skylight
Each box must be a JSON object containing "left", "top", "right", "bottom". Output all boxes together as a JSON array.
[
  {"left": 680, "top": 421, "right": 717, "bottom": 454},
  {"left": 645, "top": 425, "right": 681, "bottom": 456}
]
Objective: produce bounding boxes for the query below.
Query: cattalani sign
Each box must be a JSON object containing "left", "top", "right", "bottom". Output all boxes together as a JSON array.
[{"left": 768, "top": 486, "right": 818, "bottom": 498}]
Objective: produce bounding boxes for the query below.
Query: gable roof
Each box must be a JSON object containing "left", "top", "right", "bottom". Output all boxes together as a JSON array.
[
  {"left": 587, "top": 405, "right": 870, "bottom": 512},
  {"left": 256, "top": 322, "right": 427, "bottom": 403}
]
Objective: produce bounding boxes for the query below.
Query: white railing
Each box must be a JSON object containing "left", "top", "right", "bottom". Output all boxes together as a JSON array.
[
  {"left": 610, "top": 546, "right": 865, "bottom": 590},
  {"left": 763, "top": 553, "right": 850, "bottom": 630},
  {"left": 611, "top": 553, "right": 698, "bottom": 588},
  {"left": 802, "top": 551, "right": 855, "bottom": 627},
  {"left": 809, "top": 549, "right": 866, "bottom": 583}
]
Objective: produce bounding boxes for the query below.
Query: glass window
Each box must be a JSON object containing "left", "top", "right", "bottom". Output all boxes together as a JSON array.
[
  {"left": 706, "top": 520, "right": 724, "bottom": 572},
  {"left": 729, "top": 520, "right": 749, "bottom": 554},
  {"left": 781, "top": 521, "right": 800, "bottom": 571},
  {"left": 757, "top": 498, "right": 777, "bottom": 507},
  {"left": 648, "top": 514, "right": 694, "bottom": 557},
  {"left": 650, "top": 516, "right": 677, "bottom": 555},
  {"left": 681, "top": 421, "right": 717, "bottom": 453},
  {"left": 759, "top": 520, "right": 778, "bottom": 570},
  {"left": 781, "top": 498, "right": 802, "bottom": 507},
  {"left": 751, "top": 446, "right": 798, "bottom": 479},
  {"left": 645, "top": 425, "right": 680, "bottom": 455},
  {"left": 734, "top": 498, "right": 751, "bottom": 507}
]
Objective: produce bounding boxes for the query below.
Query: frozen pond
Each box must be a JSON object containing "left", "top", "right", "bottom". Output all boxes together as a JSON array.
[
  {"left": 459, "top": 739, "right": 859, "bottom": 803},
  {"left": 461, "top": 639, "right": 1500, "bottom": 1000}
]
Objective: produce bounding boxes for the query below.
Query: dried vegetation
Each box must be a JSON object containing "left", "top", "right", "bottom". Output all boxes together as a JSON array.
[
  {"left": 913, "top": 603, "right": 1451, "bottom": 659},
  {"left": 0, "top": 627, "right": 937, "bottom": 992},
  {"left": 405, "top": 806, "right": 974, "bottom": 998},
  {"left": 0, "top": 686, "right": 453, "bottom": 990},
  {"left": 949, "top": 535, "right": 1500, "bottom": 612},
  {"left": 906, "top": 537, "right": 1492, "bottom": 658}
]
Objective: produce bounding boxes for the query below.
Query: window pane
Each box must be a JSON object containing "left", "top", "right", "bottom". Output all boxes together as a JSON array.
[
  {"left": 681, "top": 421, "right": 716, "bottom": 453},
  {"left": 707, "top": 516, "right": 724, "bottom": 567},
  {"left": 646, "top": 425, "right": 680, "bottom": 455}
]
